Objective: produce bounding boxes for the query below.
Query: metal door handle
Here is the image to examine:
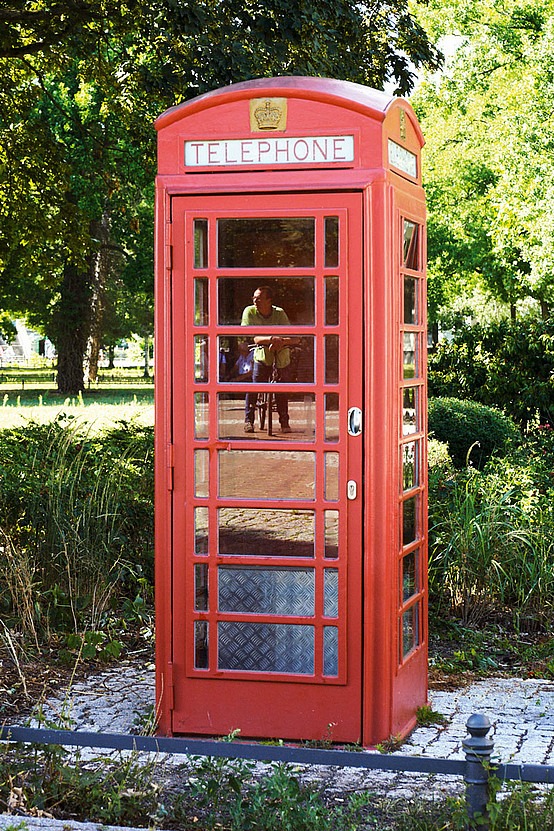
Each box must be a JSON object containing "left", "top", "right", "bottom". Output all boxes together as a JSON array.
[{"left": 348, "top": 407, "right": 362, "bottom": 436}]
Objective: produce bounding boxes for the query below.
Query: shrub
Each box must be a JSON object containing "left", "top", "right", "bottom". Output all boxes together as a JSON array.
[
  {"left": 428, "top": 319, "right": 554, "bottom": 431},
  {"left": 428, "top": 397, "right": 519, "bottom": 469}
]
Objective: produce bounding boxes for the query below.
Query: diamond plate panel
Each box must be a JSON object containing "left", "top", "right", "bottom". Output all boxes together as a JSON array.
[
  {"left": 218, "top": 621, "right": 314, "bottom": 673},
  {"left": 323, "top": 626, "right": 338, "bottom": 676},
  {"left": 323, "top": 569, "right": 338, "bottom": 617},
  {"left": 218, "top": 566, "right": 315, "bottom": 615}
]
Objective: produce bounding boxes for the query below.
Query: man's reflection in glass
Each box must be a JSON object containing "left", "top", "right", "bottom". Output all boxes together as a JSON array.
[{"left": 241, "top": 286, "right": 299, "bottom": 433}]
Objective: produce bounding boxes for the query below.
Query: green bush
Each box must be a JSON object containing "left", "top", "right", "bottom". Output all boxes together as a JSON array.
[
  {"left": 428, "top": 397, "right": 519, "bottom": 469},
  {"left": 428, "top": 319, "right": 554, "bottom": 431},
  {"left": 0, "top": 416, "right": 154, "bottom": 639}
]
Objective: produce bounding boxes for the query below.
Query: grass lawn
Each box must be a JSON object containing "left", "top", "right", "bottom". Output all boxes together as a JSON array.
[{"left": 0, "top": 385, "right": 155, "bottom": 430}]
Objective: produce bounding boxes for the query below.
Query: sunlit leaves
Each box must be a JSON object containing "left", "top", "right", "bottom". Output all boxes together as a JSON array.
[{"left": 413, "top": 0, "right": 554, "bottom": 322}]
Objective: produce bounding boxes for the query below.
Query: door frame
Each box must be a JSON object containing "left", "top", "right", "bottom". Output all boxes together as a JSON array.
[{"left": 167, "top": 191, "right": 365, "bottom": 742}]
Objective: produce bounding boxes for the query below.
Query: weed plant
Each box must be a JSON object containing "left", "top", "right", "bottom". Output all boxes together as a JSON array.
[
  {"left": 396, "top": 782, "right": 554, "bottom": 830},
  {"left": 0, "top": 739, "right": 163, "bottom": 825},
  {"left": 0, "top": 734, "right": 382, "bottom": 829}
]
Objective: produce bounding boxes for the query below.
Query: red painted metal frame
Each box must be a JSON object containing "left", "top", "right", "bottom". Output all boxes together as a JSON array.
[{"left": 155, "top": 76, "right": 428, "bottom": 745}]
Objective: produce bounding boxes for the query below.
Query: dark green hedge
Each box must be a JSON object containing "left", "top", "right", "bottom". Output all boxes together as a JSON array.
[{"left": 428, "top": 397, "right": 519, "bottom": 469}]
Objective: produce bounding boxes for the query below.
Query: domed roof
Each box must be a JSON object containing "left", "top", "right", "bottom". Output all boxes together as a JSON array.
[{"left": 156, "top": 76, "right": 403, "bottom": 131}]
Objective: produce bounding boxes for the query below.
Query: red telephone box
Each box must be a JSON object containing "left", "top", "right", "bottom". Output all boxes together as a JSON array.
[{"left": 155, "top": 76, "right": 428, "bottom": 745}]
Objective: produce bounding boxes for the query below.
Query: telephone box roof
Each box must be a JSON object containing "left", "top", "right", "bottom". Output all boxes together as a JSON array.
[{"left": 155, "top": 76, "right": 423, "bottom": 144}]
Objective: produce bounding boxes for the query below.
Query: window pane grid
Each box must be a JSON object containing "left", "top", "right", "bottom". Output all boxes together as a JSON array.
[
  {"left": 398, "top": 216, "right": 425, "bottom": 667},
  {"left": 187, "top": 208, "right": 348, "bottom": 683}
]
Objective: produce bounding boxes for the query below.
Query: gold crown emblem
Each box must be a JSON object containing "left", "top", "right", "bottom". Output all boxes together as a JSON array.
[{"left": 254, "top": 99, "right": 283, "bottom": 130}]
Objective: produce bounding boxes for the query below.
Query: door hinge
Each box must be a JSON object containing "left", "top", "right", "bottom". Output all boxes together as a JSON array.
[
  {"left": 167, "top": 661, "right": 175, "bottom": 711},
  {"left": 165, "top": 220, "right": 173, "bottom": 271},
  {"left": 166, "top": 442, "right": 174, "bottom": 491}
]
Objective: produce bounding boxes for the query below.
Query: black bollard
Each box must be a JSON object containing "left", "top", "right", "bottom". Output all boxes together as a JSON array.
[{"left": 463, "top": 713, "right": 494, "bottom": 830}]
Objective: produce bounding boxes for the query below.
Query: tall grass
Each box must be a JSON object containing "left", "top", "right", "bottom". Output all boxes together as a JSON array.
[
  {"left": 0, "top": 417, "right": 154, "bottom": 640},
  {"left": 429, "top": 451, "right": 554, "bottom": 629}
]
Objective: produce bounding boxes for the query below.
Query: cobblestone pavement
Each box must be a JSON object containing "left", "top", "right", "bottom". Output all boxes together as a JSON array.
[{"left": 1, "top": 663, "right": 553, "bottom": 831}]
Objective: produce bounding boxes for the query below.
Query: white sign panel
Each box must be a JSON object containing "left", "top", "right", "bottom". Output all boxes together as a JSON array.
[
  {"left": 388, "top": 139, "right": 417, "bottom": 178},
  {"left": 185, "top": 135, "right": 355, "bottom": 168}
]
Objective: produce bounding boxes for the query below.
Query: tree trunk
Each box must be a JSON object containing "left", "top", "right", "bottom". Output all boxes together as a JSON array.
[
  {"left": 108, "top": 344, "right": 115, "bottom": 369},
  {"left": 86, "top": 213, "right": 110, "bottom": 383},
  {"left": 540, "top": 299, "right": 551, "bottom": 321},
  {"left": 143, "top": 333, "right": 150, "bottom": 378},
  {"left": 55, "top": 260, "right": 92, "bottom": 394},
  {"left": 87, "top": 331, "right": 101, "bottom": 383}
]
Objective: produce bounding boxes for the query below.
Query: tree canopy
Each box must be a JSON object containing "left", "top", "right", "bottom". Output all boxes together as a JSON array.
[
  {"left": 413, "top": 0, "right": 554, "bottom": 324},
  {"left": 1, "top": 0, "right": 442, "bottom": 391}
]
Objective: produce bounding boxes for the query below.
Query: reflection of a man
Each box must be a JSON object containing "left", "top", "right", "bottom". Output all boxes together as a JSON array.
[{"left": 241, "top": 286, "right": 299, "bottom": 433}]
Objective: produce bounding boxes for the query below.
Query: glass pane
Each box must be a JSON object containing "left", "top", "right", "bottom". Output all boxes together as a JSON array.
[
  {"left": 194, "top": 621, "right": 209, "bottom": 669},
  {"left": 195, "top": 564, "right": 209, "bottom": 611},
  {"left": 403, "top": 220, "right": 419, "bottom": 270},
  {"left": 324, "top": 510, "right": 339, "bottom": 559},
  {"left": 325, "top": 335, "right": 339, "bottom": 384},
  {"left": 218, "top": 277, "right": 314, "bottom": 325},
  {"left": 195, "top": 449, "right": 209, "bottom": 498},
  {"left": 402, "top": 549, "right": 418, "bottom": 603},
  {"left": 218, "top": 218, "right": 315, "bottom": 268},
  {"left": 218, "top": 392, "right": 315, "bottom": 442},
  {"left": 323, "top": 626, "right": 338, "bottom": 676},
  {"left": 218, "top": 622, "right": 314, "bottom": 674},
  {"left": 195, "top": 392, "right": 209, "bottom": 439},
  {"left": 194, "top": 278, "right": 208, "bottom": 325},
  {"left": 219, "top": 450, "right": 316, "bottom": 500},
  {"left": 325, "top": 276, "right": 339, "bottom": 325},
  {"left": 218, "top": 508, "right": 315, "bottom": 557},
  {"left": 218, "top": 566, "right": 315, "bottom": 615},
  {"left": 402, "top": 440, "right": 418, "bottom": 492},
  {"left": 324, "top": 569, "right": 339, "bottom": 617},
  {"left": 324, "top": 393, "right": 339, "bottom": 442},
  {"left": 219, "top": 336, "right": 314, "bottom": 385},
  {"left": 402, "top": 387, "right": 418, "bottom": 435},
  {"left": 194, "top": 219, "right": 208, "bottom": 268},
  {"left": 324, "top": 452, "right": 339, "bottom": 501},
  {"left": 402, "top": 604, "right": 419, "bottom": 660},
  {"left": 218, "top": 341, "right": 231, "bottom": 382},
  {"left": 404, "top": 276, "right": 417, "bottom": 325},
  {"left": 324, "top": 217, "right": 339, "bottom": 268},
  {"left": 402, "top": 495, "right": 418, "bottom": 547},
  {"left": 195, "top": 507, "right": 209, "bottom": 555},
  {"left": 195, "top": 336, "right": 209, "bottom": 382},
  {"left": 403, "top": 333, "right": 418, "bottom": 379}
]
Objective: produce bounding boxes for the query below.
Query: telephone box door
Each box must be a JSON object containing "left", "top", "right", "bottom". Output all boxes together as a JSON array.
[{"left": 171, "top": 192, "right": 364, "bottom": 742}]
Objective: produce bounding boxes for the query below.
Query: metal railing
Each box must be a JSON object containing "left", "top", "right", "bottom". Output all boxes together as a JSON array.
[{"left": 1, "top": 714, "right": 554, "bottom": 829}]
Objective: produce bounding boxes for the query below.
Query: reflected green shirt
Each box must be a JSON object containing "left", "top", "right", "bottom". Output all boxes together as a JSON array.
[{"left": 241, "top": 304, "right": 291, "bottom": 367}]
